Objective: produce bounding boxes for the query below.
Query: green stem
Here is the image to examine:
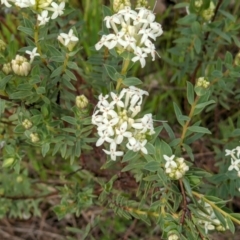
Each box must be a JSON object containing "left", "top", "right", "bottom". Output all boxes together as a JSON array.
[
  {"left": 179, "top": 96, "right": 200, "bottom": 146},
  {"left": 192, "top": 191, "right": 240, "bottom": 226},
  {"left": 116, "top": 59, "right": 130, "bottom": 91},
  {"left": 62, "top": 53, "right": 69, "bottom": 74}
]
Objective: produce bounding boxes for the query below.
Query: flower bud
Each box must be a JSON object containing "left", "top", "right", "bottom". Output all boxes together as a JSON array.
[
  {"left": 234, "top": 52, "right": 240, "bottom": 66},
  {"left": 201, "top": 1, "right": 215, "bottom": 21},
  {"left": 22, "top": 119, "right": 32, "bottom": 129},
  {"left": 76, "top": 95, "right": 89, "bottom": 109},
  {"left": 0, "top": 39, "right": 6, "bottom": 52},
  {"left": 11, "top": 55, "right": 31, "bottom": 76},
  {"left": 2, "top": 63, "right": 12, "bottom": 75},
  {"left": 113, "top": 0, "right": 131, "bottom": 12},
  {"left": 16, "top": 176, "right": 23, "bottom": 183},
  {"left": 30, "top": 133, "right": 40, "bottom": 143},
  {"left": 2, "top": 158, "right": 15, "bottom": 168},
  {"left": 136, "top": 0, "right": 149, "bottom": 8},
  {"left": 168, "top": 234, "right": 179, "bottom": 240},
  {"left": 196, "top": 77, "right": 210, "bottom": 88},
  {"left": 195, "top": 0, "right": 203, "bottom": 8}
]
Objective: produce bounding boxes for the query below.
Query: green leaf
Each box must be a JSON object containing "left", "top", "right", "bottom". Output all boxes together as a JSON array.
[
  {"left": 10, "top": 91, "right": 33, "bottom": 99},
  {"left": 61, "top": 116, "right": 77, "bottom": 125},
  {"left": 173, "top": 102, "right": 184, "bottom": 126},
  {"left": 145, "top": 143, "right": 155, "bottom": 155},
  {"left": 191, "top": 21, "right": 201, "bottom": 35},
  {"left": 193, "top": 37, "right": 201, "bottom": 54},
  {"left": 121, "top": 162, "right": 145, "bottom": 172},
  {"left": 177, "top": 14, "right": 197, "bottom": 25},
  {"left": 122, "top": 150, "right": 138, "bottom": 162},
  {"left": 50, "top": 66, "right": 63, "bottom": 78},
  {"left": 123, "top": 77, "right": 142, "bottom": 86},
  {"left": 224, "top": 51, "right": 233, "bottom": 65},
  {"left": 104, "top": 64, "right": 118, "bottom": 81},
  {"left": 183, "top": 178, "right": 192, "bottom": 197},
  {"left": 17, "top": 26, "right": 33, "bottom": 36},
  {"left": 212, "top": 29, "right": 231, "bottom": 43},
  {"left": 187, "top": 126, "right": 211, "bottom": 134},
  {"left": 0, "top": 75, "right": 12, "bottom": 90},
  {"left": 187, "top": 81, "right": 194, "bottom": 105},
  {"left": 225, "top": 216, "right": 235, "bottom": 233},
  {"left": 36, "top": 87, "right": 46, "bottom": 94},
  {"left": 65, "top": 69, "right": 77, "bottom": 81},
  {"left": 144, "top": 161, "right": 160, "bottom": 172},
  {"left": 42, "top": 143, "right": 50, "bottom": 157}
]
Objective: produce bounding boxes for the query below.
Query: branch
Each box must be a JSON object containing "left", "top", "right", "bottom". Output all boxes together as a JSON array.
[{"left": 190, "top": 0, "right": 223, "bottom": 83}]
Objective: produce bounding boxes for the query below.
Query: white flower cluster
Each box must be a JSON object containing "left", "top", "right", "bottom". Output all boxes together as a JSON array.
[
  {"left": 163, "top": 155, "right": 189, "bottom": 180},
  {"left": 226, "top": 146, "right": 240, "bottom": 177},
  {"left": 92, "top": 86, "right": 155, "bottom": 161},
  {"left": 95, "top": 6, "right": 163, "bottom": 68},
  {"left": 1, "top": 0, "right": 65, "bottom": 26},
  {"left": 196, "top": 201, "right": 227, "bottom": 234}
]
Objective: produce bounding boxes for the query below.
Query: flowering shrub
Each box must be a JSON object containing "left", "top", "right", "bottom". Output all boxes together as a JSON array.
[{"left": 1, "top": 0, "right": 240, "bottom": 239}]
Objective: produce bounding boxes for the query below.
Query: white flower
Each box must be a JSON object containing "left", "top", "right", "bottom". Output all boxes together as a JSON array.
[
  {"left": 132, "top": 47, "right": 147, "bottom": 68},
  {"left": 228, "top": 158, "right": 240, "bottom": 172},
  {"left": 103, "top": 142, "right": 124, "bottom": 161},
  {"left": 49, "top": 2, "right": 65, "bottom": 19},
  {"left": 96, "top": 131, "right": 113, "bottom": 147},
  {"left": 104, "top": 15, "right": 121, "bottom": 28},
  {"left": 163, "top": 155, "right": 177, "bottom": 168},
  {"left": 38, "top": 10, "right": 50, "bottom": 26},
  {"left": 59, "top": 29, "right": 79, "bottom": 46},
  {"left": 1, "top": 0, "right": 11, "bottom": 7},
  {"left": 115, "top": 122, "right": 132, "bottom": 144},
  {"left": 25, "top": 47, "right": 40, "bottom": 63},
  {"left": 110, "top": 91, "right": 125, "bottom": 108},
  {"left": 225, "top": 148, "right": 235, "bottom": 156}
]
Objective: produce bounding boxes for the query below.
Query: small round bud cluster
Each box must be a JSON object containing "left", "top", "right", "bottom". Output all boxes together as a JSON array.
[
  {"left": 136, "top": 0, "right": 149, "bottom": 8},
  {"left": 95, "top": 6, "right": 163, "bottom": 68},
  {"left": 30, "top": 133, "right": 40, "bottom": 143},
  {"left": 168, "top": 233, "right": 179, "bottom": 240},
  {"left": 0, "top": 39, "right": 6, "bottom": 52},
  {"left": 11, "top": 55, "right": 31, "bottom": 76},
  {"left": 92, "top": 86, "right": 155, "bottom": 161},
  {"left": 234, "top": 52, "right": 240, "bottom": 66},
  {"left": 195, "top": 0, "right": 203, "bottom": 8},
  {"left": 58, "top": 29, "right": 79, "bottom": 51},
  {"left": 225, "top": 146, "right": 240, "bottom": 177},
  {"left": 196, "top": 77, "right": 210, "bottom": 88},
  {"left": 22, "top": 119, "right": 33, "bottom": 129},
  {"left": 163, "top": 155, "right": 189, "bottom": 180},
  {"left": 196, "top": 201, "right": 227, "bottom": 234},
  {"left": 201, "top": 1, "right": 215, "bottom": 21},
  {"left": 113, "top": 0, "right": 131, "bottom": 12},
  {"left": 76, "top": 95, "right": 89, "bottom": 109},
  {"left": 2, "top": 63, "right": 12, "bottom": 75}
]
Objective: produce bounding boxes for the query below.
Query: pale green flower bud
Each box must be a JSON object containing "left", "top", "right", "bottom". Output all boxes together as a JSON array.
[
  {"left": 22, "top": 119, "right": 32, "bottom": 129},
  {"left": 76, "top": 95, "right": 89, "bottom": 109},
  {"left": 0, "top": 39, "right": 6, "bottom": 52},
  {"left": 196, "top": 77, "right": 210, "bottom": 88},
  {"left": 30, "top": 133, "right": 40, "bottom": 143},
  {"left": 202, "top": 1, "right": 215, "bottom": 21},
  {"left": 0, "top": 188, "right": 4, "bottom": 196},
  {"left": 113, "top": 0, "right": 131, "bottom": 12},
  {"left": 168, "top": 234, "right": 179, "bottom": 240},
  {"left": 195, "top": 0, "right": 203, "bottom": 8},
  {"left": 234, "top": 52, "right": 240, "bottom": 66},
  {"left": 2, "top": 63, "right": 12, "bottom": 75},
  {"left": 136, "top": 0, "right": 149, "bottom": 8},
  {"left": 32, "top": 0, "right": 52, "bottom": 10},
  {"left": 2, "top": 158, "right": 15, "bottom": 168},
  {"left": 11, "top": 55, "right": 31, "bottom": 76},
  {"left": 16, "top": 176, "right": 23, "bottom": 182}
]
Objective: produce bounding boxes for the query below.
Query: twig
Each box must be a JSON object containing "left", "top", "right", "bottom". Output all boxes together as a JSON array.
[
  {"left": 2, "top": 191, "right": 59, "bottom": 200},
  {"left": 179, "top": 179, "right": 188, "bottom": 225}
]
